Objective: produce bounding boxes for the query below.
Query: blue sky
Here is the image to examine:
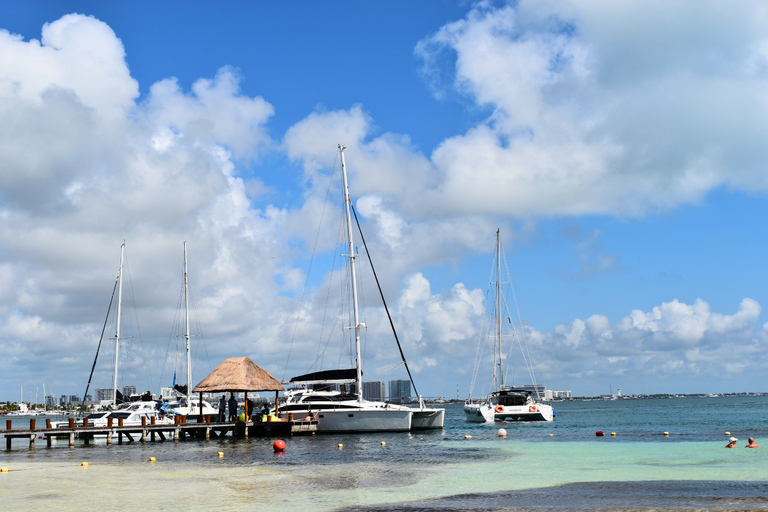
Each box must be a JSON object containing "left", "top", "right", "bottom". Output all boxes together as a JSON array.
[{"left": 1, "top": 1, "right": 767, "bottom": 403}]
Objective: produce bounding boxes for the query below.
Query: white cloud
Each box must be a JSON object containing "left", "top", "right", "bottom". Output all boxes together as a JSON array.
[{"left": 415, "top": 0, "right": 768, "bottom": 217}]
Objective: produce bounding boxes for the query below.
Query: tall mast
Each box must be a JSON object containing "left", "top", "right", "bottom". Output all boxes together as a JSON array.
[
  {"left": 184, "top": 241, "right": 192, "bottom": 396},
  {"left": 339, "top": 144, "right": 364, "bottom": 402},
  {"left": 113, "top": 241, "right": 125, "bottom": 407},
  {"left": 496, "top": 230, "right": 504, "bottom": 390}
]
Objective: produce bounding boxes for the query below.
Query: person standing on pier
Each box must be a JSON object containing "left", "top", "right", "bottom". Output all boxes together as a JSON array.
[
  {"left": 218, "top": 395, "right": 226, "bottom": 422},
  {"left": 228, "top": 394, "right": 238, "bottom": 422}
]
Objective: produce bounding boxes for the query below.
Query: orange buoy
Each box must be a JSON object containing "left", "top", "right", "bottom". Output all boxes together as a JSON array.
[
  {"left": 494, "top": 406, "right": 504, "bottom": 413},
  {"left": 596, "top": 431, "right": 605, "bottom": 437},
  {"left": 273, "top": 440, "right": 286, "bottom": 452}
]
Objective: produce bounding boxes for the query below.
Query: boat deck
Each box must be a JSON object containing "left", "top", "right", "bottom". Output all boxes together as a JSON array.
[{"left": 1, "top": 417, "right": 317, "bottom": 449}]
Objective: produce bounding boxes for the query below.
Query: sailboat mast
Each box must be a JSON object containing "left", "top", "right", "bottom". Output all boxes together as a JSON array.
[
  {"left": 496, "top": 230, "right": 504, "bottom": 390},
  {"left": 339, "top": 144, "right": 364, "bottom": 402},
  {"left": 113, "top": 241, "right": 125, "bottom": 407},
  {"left": 184, "top": 241, "right": 192, "bottom": 397}
]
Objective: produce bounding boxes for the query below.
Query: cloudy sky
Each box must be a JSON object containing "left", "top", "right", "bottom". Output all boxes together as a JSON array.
[{"left": 1, "top": 1, "right": 767, "bottom": 403}]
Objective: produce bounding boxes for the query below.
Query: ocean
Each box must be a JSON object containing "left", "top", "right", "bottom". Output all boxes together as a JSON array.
[{"left": 1, "top": 396, "right": 767, "bottom": 511}]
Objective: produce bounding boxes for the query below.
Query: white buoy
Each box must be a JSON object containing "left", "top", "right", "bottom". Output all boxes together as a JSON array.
[{"left": 497, "top": 428, "right": 507, "bottom": 437}]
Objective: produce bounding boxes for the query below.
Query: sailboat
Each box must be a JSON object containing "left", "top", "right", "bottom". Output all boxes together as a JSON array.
[
  {"left": 281, "top": 145, "right": 444, "bottom": 432},
  {"left": 164, "top": 242, "right": 217, "bottom": 418},
  {"left": 464, "top": 230, "right": 554, "bottom": 423},
  {"left": 56, "top": 242, "right": 173, "bottom": 430}
]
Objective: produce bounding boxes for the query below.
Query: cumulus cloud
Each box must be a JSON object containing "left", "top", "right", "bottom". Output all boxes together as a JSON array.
[
  {"left": 2, "top": 7, "right": 768, "bottom": 401},
  {"left": 509, "top": 298, "right": 768, "bottom": 394},
  {"left": 415, "top": 0, "right": 768, "bottom": 217},
  {"left": 0, "top": 14, "right": 288, "bottom": 394}
]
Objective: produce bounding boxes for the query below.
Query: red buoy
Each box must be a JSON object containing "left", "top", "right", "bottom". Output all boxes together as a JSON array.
[
  {"left": 273, "top": 439, "right": 286, "bottom": 452},
  {"left": 596, "top": 431, "right": 605, "bottom": 437}
]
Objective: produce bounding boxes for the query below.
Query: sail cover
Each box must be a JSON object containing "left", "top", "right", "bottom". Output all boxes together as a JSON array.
[{"left": 288, "top": 368, "right": 357, "bottom": 384}]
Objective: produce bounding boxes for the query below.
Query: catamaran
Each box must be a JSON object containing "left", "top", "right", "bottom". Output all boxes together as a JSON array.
[
  {"left": 464, "top": 230, "right": 554, "bottom": 422},
  {"left": 282, "top": 145, "right": 444, "bottom": 432}
]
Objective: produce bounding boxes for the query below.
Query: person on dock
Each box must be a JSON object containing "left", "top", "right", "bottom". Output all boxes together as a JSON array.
[
  {"left": 218, "top": 395, "right": 226, "bottom": 422},
  {"left": 246, "top": 398, "right": 254, "bottom": 421},
  {"left": 725, "top": 437, "right": 738, "bottom": 448},
  {"left": 228, "top": 394, "right": 238, "bottom": 422},
  {"left": 746, "top": 437, "right": 760, "bottom": 448},
  {"left": 260, "top": 403, "right": 270, "bottom": 422}
]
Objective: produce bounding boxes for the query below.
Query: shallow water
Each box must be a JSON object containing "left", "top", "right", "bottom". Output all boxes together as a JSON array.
[{"left": 1, "top": 397, "right": 767, "bottom": 511}]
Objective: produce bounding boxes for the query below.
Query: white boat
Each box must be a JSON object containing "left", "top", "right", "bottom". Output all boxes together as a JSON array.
[
  {"left": 54, "top": 401, "right": 173, "bottom": 428},
  {"left": 163, "top": 396, "right": 218, "bottom": 418},
  {"left": 464, "top": 230, "right": 554, "bottom": 423},
  {"left": 283, "top": 145, "right": 443, "bottom": 433}
]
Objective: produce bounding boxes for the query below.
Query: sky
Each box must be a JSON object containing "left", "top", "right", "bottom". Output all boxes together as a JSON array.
[{"left": 1, "top": 0, "right": 768, "bottom": 403}]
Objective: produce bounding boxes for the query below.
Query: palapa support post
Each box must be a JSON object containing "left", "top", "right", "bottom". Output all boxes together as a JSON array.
[
  {"left": 107, "top": 430, "right": 112, "bottom": 445},
  {"left": 69, "top": 432, "right": 75, "bottom": 447},
  {"left": 47, "top": 434, "right": 52, "bottom": 448},
  {"left": 108, "top": 417, "right": 113, "bottom": 428},
  {"left": 6, "top": 419, "right": 11, "bottom": 430},
  {"left": 199, "top": 391, "right": 203, "bottom": 421},
  {"left": 30, "top": 418, "right": 35, "bottom": 431},
  {"left": 275, "top": 391, "right": 279, "bottom": 416},
  {"left": 7, "top": 436, "right": 12, "bottom": 450},
  {"left": 46, "top": 419, "right": 52, "bottom": 429},
  {"left": 68, "top": 417, "right": 74, "bottom": 429},
  {"left": 29, "top": 433, "right": 35, "bottom": 449}
]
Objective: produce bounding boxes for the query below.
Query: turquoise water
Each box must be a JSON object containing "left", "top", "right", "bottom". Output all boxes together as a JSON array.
[{"left": 1, "top": 397, "right": 767, "bottom": 510}]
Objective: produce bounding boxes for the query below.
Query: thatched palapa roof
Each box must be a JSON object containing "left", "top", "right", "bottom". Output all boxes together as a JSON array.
[{"left": 192, "top": 357, "right": 285, "bottom": 393}]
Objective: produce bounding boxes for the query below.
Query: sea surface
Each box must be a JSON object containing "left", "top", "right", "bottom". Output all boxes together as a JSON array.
[{"left": 1, "top": 396, "right": 767, "bottom": 511}]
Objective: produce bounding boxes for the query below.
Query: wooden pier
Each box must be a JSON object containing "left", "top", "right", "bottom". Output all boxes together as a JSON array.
[{"left": 2, "top": 417, "right": 317, "bottom": 450}]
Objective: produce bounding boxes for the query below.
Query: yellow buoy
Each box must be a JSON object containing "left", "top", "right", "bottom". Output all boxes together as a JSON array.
[
  {"left": 80, "top": 462, "right": 89, "bottom": 467},
  {"left": 218, "top": 452, "right": 224, "bottom": 457},
  {"left": 465, "top": 435, "right": 472, "bottom": 439},
  {"left": 611, "top": 432, "right": 617, "bottom": 436},
  {"left": 549, "top": 434, "right": 554, "bottom": 437},
  {"left": 380, "top": 441, "right": 386, "bottom": 446},
  {"left": 0, "top": 467, "right": 9, "bottom": 473},
  {"left": 725, "top": 432, "right": 731, "bottom": 435},
  {"left": 663, "top": 432, "right": 669, "bottom": 436},
  {"left": 149, "top": 457, "right": 156, "bottom": 462},
  {"left": 338, "top": 443, "right": 343, "bottom": 448}
]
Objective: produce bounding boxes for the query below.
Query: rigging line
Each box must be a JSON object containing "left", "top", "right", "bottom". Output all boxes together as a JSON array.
[
  {"left": 284, "top": 150, "right": 339, "bottom": 382},
  {"left": 159, "top": 268, "right": 185, "bottom": 392},
  {"left": 350, "top": 204, "right": 421, "bottom": 400},
  {"left": 123, "top": 255, "right": 152, "bottom": 392},
  {"left": 501, "top": 244, "right": 541, "bottom": 396},
  {"left": 317, "top": 208, "right": 345, "bottom": 367},
  {"left": 471, "top": 246, "right": 498, "bottom": 396},
  {"left": 82, "top": 277, "right": 119, "bottom": 415},
  {"left": 189, "top": 285, "right": 212, "bottom": 373}
]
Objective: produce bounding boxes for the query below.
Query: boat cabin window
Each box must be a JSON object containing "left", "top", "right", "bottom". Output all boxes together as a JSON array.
[{"left": 497, "top": 394, "right": 528, "bottom": 406}]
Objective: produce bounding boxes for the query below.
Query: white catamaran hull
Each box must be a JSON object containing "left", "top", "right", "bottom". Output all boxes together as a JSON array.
[
  {"left": 464, "top": 401, "right": 554, "bottom": 422},
  {"left": 313, "top": 408, "right": 412, "bottom": 433},
  {"left": 411, "top": 408, "right": 446, "bottom": 429}
]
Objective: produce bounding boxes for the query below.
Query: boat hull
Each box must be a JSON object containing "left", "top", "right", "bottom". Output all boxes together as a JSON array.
[
  {"left": 464, "top": 402, "right": 554, "bottom": 422},
  {"left": 313, "top": 408, "right": 412, "bottom": 433},
  {"left": 410, "top": 407, "right": 445, "bottom": 430}
]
